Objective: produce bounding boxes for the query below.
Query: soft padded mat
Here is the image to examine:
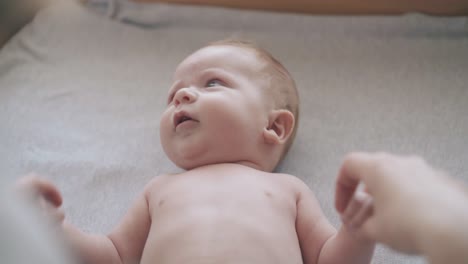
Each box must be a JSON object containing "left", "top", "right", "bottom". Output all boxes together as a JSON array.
[{"left": 1, "top": 1, "right": 467, "bottom": 263}]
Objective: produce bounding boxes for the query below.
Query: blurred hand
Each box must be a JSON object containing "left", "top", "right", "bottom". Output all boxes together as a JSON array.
[
  {"left": 15, "top": 174, "right": 65, "bottom": 224},
  {"left": 339, "top": 182, "right": 373, "bottom": 240},
  {"left": 335, "top": 152, "right": 468, "bottom": 254}
]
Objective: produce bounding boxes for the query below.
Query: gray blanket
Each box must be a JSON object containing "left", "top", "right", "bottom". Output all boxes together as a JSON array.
[{"left": 1, "top": 1, "right": 467, "bottom": 263}]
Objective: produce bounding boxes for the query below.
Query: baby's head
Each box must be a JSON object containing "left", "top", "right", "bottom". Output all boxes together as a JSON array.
[{"left": 160, "top": 40, "right": 299, "bottom": 172}]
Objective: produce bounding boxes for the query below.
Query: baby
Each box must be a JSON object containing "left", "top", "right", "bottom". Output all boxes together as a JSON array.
[{"left": 17, "top": 40, "right": 375, "bottom": 264}]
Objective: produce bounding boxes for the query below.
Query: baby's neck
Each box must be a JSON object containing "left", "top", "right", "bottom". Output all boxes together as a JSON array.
[
  {"left": 190, "top": 160, "right": 272, "bottom": 173},
  {"left": 233, "top": 160, "right": 267, "bottom": 172}
]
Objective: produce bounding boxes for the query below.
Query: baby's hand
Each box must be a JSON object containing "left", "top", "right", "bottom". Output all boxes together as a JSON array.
[
  {"left": 15, "top": 174, "right": 65, "bottom": 224},
  {"left": 339, "top": 183, "right": 374, "bottom": 240}
]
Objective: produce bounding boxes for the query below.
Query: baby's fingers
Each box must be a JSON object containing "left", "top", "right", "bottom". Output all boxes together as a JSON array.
[
  {"left": 347, "top": 193, "right": 373, "bottom": 230},
  {"left": 341, "top": 190, "right": 370, "bottom": 226}
]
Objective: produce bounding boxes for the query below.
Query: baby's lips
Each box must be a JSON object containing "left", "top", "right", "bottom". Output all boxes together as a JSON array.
[{"left": 173, "top": 110, "right": 198, "bottom": 127}]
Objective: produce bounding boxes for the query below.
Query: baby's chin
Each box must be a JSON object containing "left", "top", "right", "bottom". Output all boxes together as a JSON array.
[
  {"left": 172, "top": 156, "right": 275, "bottom": 173},
  {"left": 165, "top": 147, "right": 273, "bottom": 171},
  {"left": 171, "top": 155, "right": 238, "bottom": 171},
  {"left": 174, "top": 160, "right": 203, "bottom": 171},
  {"left": 172, "top": 156, "right": 224, "bottom": 170},
  {"left": 172, "top": 162, "right": 202, "bottom": 171}
]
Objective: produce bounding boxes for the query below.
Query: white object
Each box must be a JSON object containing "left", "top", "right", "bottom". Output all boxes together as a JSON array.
[{"left": 0, "top": 187, "right": 76, "bottom": 264}]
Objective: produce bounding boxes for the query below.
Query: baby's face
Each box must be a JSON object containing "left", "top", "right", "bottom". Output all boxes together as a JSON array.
[{"left": 160, "top": 45, "right": 271, "bottom": 170}]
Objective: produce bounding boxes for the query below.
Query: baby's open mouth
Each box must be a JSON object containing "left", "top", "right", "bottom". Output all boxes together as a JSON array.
[
  {"left": 178, "top": 116, "right": 192, "bottom": 125},
  {"left": 174, "top": 111, "right": 198, "bottom": 127}
]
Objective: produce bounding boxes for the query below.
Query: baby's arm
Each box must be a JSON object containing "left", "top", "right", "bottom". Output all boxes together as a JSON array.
[
  {"left": 295, "top": 180, "right": 374, "bottom": 264},
  {"left": 64, "top": 184, "right": 151, "bottom": 264},
  {"left": 317, "top": 226, "right": 374, "bottom": 264},
  {"left": 64, "top": 188, "right": 151, "bottom": 264},
  {"left": 61, "top": 222, "right": 122, "bottom": 263},
  {"left": 16, "top": 175, "right": 152, "bottom": 264}
]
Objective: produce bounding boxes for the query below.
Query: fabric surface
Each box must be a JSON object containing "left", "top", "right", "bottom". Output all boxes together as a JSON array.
[{"left": 1, "top": 1, "right": 467, "bottom": 263}]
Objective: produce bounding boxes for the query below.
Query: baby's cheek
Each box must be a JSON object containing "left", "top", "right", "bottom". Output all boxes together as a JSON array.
[
  {"left": 160, "top": 112, "right": 171, "bottom": 128},
  {"left": 159, "top": 114, "right": 172, "bottom": 143}
]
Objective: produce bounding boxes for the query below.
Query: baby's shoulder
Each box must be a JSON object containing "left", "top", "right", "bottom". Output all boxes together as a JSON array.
[
  {"left": 269, "top": 172, "right": 311, "bottom": 193},
  {"left": 142, "top": 173, "right": 174, "bottom": 194}
]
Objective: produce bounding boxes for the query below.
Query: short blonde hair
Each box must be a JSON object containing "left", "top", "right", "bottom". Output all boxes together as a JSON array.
[{"left": 209, "top": 39, "right": 300, "bottom": 161}]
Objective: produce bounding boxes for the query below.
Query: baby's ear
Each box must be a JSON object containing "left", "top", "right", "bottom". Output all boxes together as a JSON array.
[{"left": 263, "top": 110, "right": 295, "bottom": 145}]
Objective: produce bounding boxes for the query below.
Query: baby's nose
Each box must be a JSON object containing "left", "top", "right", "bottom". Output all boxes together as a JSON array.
[{"left": 174, "top": 88, "right": 196, "bottom": 106}]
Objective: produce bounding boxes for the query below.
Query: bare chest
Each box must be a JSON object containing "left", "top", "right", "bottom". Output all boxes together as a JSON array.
[
  {"left": 147, "top": 168, "right": 298, "bottom": 220},
  {"left": 140, "top": 166, "right": 304, "bottom": 264}
]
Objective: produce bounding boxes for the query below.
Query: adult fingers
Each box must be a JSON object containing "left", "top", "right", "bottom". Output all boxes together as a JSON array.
[
  {"left": 17, "top": 174, "right": 62, "bottom": 207},
  {"left": 335, "top": 152, "right": 376, "bottom": 213},
  {"left": 347, "top": 193, "right": 374, "bottom": 230},
  {"left": 341, "top": 189, "right": 368, "bottom": 225},
  {"left": 39, "top": 198, "right": 65, "bottom": 224},
  {"left": 358, "top": 214, "right": 379, "bottom": 243}
]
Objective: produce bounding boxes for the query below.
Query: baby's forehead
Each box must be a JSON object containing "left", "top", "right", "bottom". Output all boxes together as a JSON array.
[{"left": 175, "top": 45, "right": 265, "bottom": 75}]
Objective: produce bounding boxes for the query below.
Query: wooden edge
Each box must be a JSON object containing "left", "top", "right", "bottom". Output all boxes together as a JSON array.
[{"left": 129, "top": 0, "right": 468, "bottom": 15}]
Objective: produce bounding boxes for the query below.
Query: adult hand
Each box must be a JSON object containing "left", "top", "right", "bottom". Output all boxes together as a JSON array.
[
  {"left": 335, "top": 152, "right": 468, "bottom": 258},
  {"left": 15, "top": 174, "right": 65, "bottom": 224}
]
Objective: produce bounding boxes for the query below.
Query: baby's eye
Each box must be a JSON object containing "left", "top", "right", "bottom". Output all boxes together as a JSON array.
[
  {"left": 167, "top": 92, "right": 175, "bottom": 105},
  {"left": 206, "top": 79, "right": 224, "bottom": 87}
]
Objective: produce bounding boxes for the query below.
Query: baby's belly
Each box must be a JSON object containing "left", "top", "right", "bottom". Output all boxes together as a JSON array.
[{"left": 140, "top": 205, "right": 303, "bottom": 264}]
